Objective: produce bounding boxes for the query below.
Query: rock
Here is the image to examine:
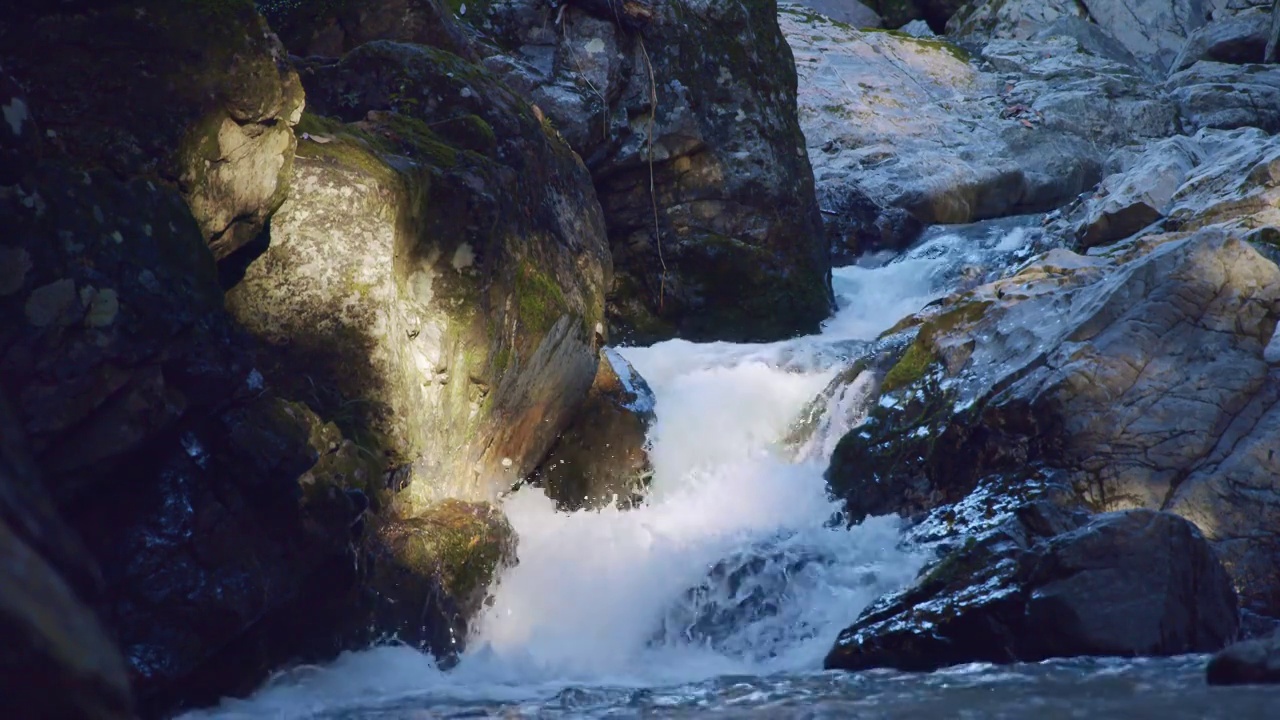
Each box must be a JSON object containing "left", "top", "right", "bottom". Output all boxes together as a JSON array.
[
  {"left": 948, "top": 0, "right": 1087, "bottom": 41},
  {"left": 457, "top": 0, "right": 832, "bottom": 342},
  {"left": 0, "top": 514, "right": 136, "bottom": 720},
  {"left": 1207, "top": 630, "right": 1280, "bottom": 685},
  {"left": 953, "top": 0, "right": 1213, "bottom": 73},
  {"left": 258, "top": 0, "right": 478, "bottom": 59},
  {"left": 826, "top": 506, "right": 1240, "bottom": 672},
  {"left": 531, "top": 348, "right": 655, "bottom": 510},
  {"left": 361, "top": 500, "right": 515, "bottom": 660},
  {"left": 77, "top": 396, "right": 372, "bottom": 715},
  {"left": 0, "top": 70, "right": 38, "bottom": 186},
  {"left": 1071, "top": 127, "right": 1280, "bottom": 244},
  {"left": 786, "top": 0, "right": 883, "bottom": 27},
  {"left": 1269, "top": 0, "right": 1280, "bottom": 60},
  {"left": 1077, "top": 0, "right": 1213, "bottom": 72},
  {"left": 1171, "top": 10, "right": 1274, "bottom": 70},
  {"left": 826, "top": 226, "right": 1280, "bottom": 613},
  {"left": 227, "top": 41, "right": 610, "bottom": 512},
  {"left": 864, "top": 0, "right": 967, "bottom": 30},
  {"left": 0, "top": 393, "right": 136, "bottom": 720},
  {"left": 785, "top": 10, "right": 1175, "bottom": 258},
  {"left": 1030, "top": 17, "right": 1147, "bottom": 69},
  {"left": 0, "top": 0, "right": 303, "bottom": 259},
  {"left": 1076, "top": 135, "right": 1203, "bottom": 248},
  {"left": 1166, "top": 60, "right": 1280, "bottom": 132}
]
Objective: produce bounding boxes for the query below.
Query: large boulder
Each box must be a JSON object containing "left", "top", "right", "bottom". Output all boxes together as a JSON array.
[
  {"left": 267, "top": 0, "right": 833, "bottom": 343},
  {"left": 782, "top": 9, "right": 1175, "bottom": 258},
  {"left": 1170, "top": 10, "right": 1275, "bottom": 70},
  {"left": 826, "top": 225, "right": 1280, "bottom": 613},
  {"left": 787, "top": 0, "right": 884, "bottom": 27},
  {"left": 0, "top": 158, "right": 368, "bottom": 715},
  {"left": 947, "top": 0, "right": 1087, "bottom": 40},
  {"left": 258, "top": 0, "right": 478, "bottom": 58},
  {"left": 862, "top": 0, "right": 967, "bottom": 30},
  {"left": 227, "top": 41, "right": 611, "bottom": 513},
  {"left": 0, "top": 0, "right": 303, "bottom": 259},
  {"left": 452, "top": 0, "right": 833, "bottom": 342},
  {"left": 826, "top": 505, "right": 1240, "bottom": 671}
]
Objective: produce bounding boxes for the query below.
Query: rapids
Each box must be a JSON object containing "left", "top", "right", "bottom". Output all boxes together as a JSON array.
[{"left": 179, "top": 218, "right": 1280, "bottom": 719}]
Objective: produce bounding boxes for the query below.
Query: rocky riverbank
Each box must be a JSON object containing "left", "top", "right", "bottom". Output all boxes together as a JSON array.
[{"left": 788, "top": 0, "right": 1280, "bottom": 678}]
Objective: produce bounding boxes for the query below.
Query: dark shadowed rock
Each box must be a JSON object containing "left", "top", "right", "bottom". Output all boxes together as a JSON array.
[
  {"left": 826, "top": 507, "right": 1239, "bottom": 672},
  {"left": 0, "top": 0, "right": 303, "bottom": 259},
  {"left": 451, "top": 0, "right": 832, "bottom": 343},
  {"left": 257, "top": 0, "right": 478, "bottom": 59},
  {"left": 0, "top": 392, "right": 136, "bottom": 720},
  {"left": 1207, "top": 631, "right": 1280, "bottom": 685},
  {"left": 531, "top": 349, "right": 655, "bottom": 510},
  {"left": 360, "top": 500, "right": 515, "bottom": 660}
]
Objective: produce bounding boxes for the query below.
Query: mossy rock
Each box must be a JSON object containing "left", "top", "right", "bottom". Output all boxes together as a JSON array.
[{"left": 362, "top": 500, "right": 515, "bottom": 657}]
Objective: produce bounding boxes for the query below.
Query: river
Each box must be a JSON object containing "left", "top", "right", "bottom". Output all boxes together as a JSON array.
[{"left": 183, "top": 219, "right": 1280, "bottom": 718}]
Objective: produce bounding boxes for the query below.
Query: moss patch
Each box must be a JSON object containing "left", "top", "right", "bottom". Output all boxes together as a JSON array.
[{"left": 515, "top": 262, "right": 569, "bottom": 339}]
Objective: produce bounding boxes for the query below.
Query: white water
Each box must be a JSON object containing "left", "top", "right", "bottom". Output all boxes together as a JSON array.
[{"left": 186, "top": 221, "right": 1038, "bottom": 719}]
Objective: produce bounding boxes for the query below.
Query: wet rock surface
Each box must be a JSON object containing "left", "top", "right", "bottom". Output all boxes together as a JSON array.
[
  {"left": 827, "top": 505, "right": 1239, "bottom": 672},
  {"left": 1208, "top": 630, "right": 1280, "bottom": 685},
  {"left": 530, "top": 349, "right": 655, "bottom": 511}
]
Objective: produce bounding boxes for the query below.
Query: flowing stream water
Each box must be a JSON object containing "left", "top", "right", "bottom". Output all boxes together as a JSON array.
[{"left": 185, "top": 220, "right": 1280, "bottom": 719}]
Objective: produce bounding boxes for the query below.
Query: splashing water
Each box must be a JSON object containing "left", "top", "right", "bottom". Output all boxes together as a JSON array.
[{"left": 185, "top": 220, "right": 1043, "bottom": 719}]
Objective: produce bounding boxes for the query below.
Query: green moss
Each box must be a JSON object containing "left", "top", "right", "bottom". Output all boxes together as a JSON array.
[
  {"left": 388, "top": 500, "right": 513, "bottom": 601},
  {"left": 864, "top": 28, "right": 972, "bottom": 63},
  {"left": 515, "top": 262, "right": 569, "bottom": 339},
  {"left": 917, "top": 536, "right": 981, "bottom": 590},
  {"left": 882, "top": 338, "right": 936, "bottom": 393}
]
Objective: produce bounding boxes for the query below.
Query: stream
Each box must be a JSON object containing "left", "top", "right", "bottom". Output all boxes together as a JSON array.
[{"left": 183, "top": 218, "right": 1280, "bottom": 718}]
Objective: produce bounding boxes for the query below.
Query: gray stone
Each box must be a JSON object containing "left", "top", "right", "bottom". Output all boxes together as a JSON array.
[
  {"left": 786, "top": 0, "right": 883, "bottom": 27},
  {"left": 1171, "top": 10, "right": 1274, "bottom": 70},
  {"left": 1166, "top": 61, "right": 1280, "bottom": 132},
  {"left": 1208, "top": 630, "right": 1280, "bottom": 685}
]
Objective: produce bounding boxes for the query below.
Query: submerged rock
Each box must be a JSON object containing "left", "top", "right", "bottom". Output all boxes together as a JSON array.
[
  {"left": 826, "top": 506, "right": 1239, "bottom": 672},
  {"left": 1207, "top": 630, "right": 1280, "bottom": 685},
  {"left": 531, "top": 349, "right": 655, "bottom": 511},
  {"left": 227, "top": 41, "right": 610, "bottom": 512},
  {"left": 0, "top": 0, "right": 303, "bottom": 259}
]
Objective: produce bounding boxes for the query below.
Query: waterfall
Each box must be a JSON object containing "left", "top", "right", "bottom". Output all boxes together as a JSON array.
[{"left": 184, "top": 219, "right": 1037, "bottom": 719}]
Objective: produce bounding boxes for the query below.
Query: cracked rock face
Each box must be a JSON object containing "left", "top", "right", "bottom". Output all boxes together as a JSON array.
[{"left": 0, "top": 0, "right": 303, "bottom": 259}]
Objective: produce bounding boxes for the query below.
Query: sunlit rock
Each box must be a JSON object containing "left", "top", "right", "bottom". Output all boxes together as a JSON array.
[
  {"left": 226, "top": 41, "right": 610, "bottom": 512},
  {"left": 825, "top": 229, "right": 1280, "bottom": 613}
]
